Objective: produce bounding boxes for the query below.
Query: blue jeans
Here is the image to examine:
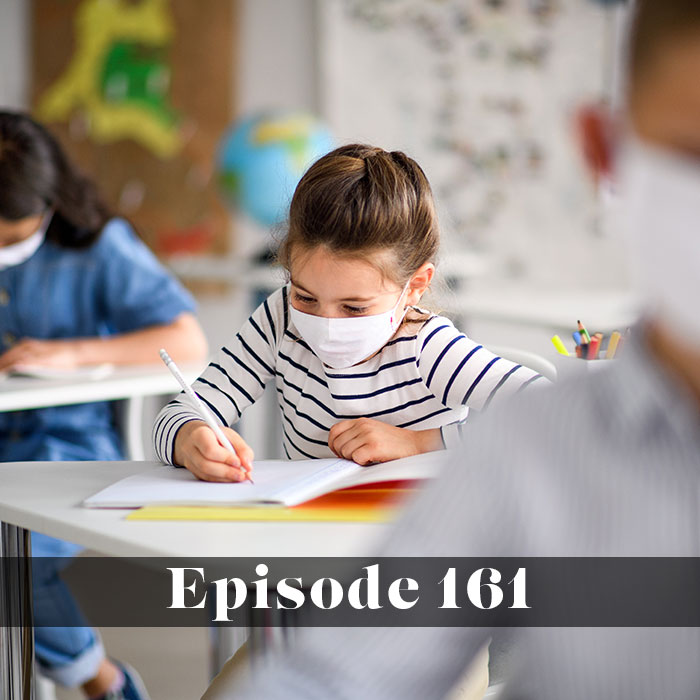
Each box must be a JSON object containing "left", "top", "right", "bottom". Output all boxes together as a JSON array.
[{"left": 32, "top": 534, "right": 106, "bottom": 687}]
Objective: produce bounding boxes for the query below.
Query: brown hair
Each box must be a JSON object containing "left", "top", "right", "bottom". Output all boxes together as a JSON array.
[
  {"left": 278, "top": 144, "right": 439, "bottom": 289},
  {"left": 629, "top": 0, "right": 700, "bottom": 87}
]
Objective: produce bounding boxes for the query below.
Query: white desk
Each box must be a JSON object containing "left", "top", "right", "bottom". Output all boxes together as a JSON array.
[
  {"left": 0, "top": 365, "right": 202, "bottom": 413},
  {"left": 0, "top": 461, "right": 384, "bottom": 558},
  {"left": 448, "top": 285, "right": 641, "bottom": 359},
  {"left": 457, "top": 286, "right": 640, "bottom": 332},
  {"left": 0, "top": 460, "right": 387, "bottom": 697},
  {"left": 0, "top": 365, "right": 202, "bottom": 460}
]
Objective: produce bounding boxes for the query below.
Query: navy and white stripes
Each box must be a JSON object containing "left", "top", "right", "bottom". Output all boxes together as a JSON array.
[{"left": 153, "top": 285, "right": 544, "bottom": 463}]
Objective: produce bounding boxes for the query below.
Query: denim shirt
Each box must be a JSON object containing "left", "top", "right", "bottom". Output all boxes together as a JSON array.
[{"left": 0, "top": 218, "right": 196, "bottom": 461}]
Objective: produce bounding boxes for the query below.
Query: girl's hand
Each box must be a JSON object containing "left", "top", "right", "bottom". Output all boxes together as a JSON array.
[
  {"left": 328, "top": 418, "right": 444, "bottom": 466},
  {"left": 173, "top": 420, "right": 255, "bottom": 482},
  {"left": 0, "top": 338, "right": 84, "bottom": 371}
]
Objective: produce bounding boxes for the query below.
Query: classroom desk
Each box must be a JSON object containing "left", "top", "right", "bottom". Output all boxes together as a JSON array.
[
  {"left": 452, "top": 285, "right": 641, "bottom": 359},
  {"left": 458, "top": 287, "right": 640, "bottom": 333},
  {"left": 0, "top": 365, "right": 201, "bottom": 459},
  {"left": 0, "top": 460, "right": 387, "bottom": 698}
]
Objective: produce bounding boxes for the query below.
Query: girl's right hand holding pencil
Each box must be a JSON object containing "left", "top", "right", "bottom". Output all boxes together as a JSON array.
[{"left": 173, "top": 421, "right": 254, "bottom": 482}]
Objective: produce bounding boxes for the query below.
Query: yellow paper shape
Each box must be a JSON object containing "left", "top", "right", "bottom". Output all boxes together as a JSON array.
[{"left": 127, "top": 505, "right": 399, "bottom": 523}]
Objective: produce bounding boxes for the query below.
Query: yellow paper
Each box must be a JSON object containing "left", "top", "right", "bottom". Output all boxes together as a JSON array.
[{"left": 126, "top": 505, "right": 399, "bottom": 523}]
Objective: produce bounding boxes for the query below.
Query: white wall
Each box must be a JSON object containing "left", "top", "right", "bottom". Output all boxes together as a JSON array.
[
  {"left": 0, "top": 0, "right": 29, "bottom": 109},
  {"left": 238, "top": 0, "right": 318, "bottom": 115}
]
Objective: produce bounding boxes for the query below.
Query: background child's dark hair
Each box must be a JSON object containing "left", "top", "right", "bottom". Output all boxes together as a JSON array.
[
  {"left": 279, "top": 143, "right": 440, "bottom": 288},
  {"left": 0, "top": 111, "right": 110, "bottom": 248}
]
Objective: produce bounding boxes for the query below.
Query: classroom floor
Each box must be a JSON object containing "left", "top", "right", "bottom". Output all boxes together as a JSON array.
[{"left": 54, "top": 626, "right": 210, "bottom": 700}]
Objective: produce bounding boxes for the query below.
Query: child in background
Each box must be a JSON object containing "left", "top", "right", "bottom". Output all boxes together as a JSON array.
[
  {"left": 155, "top": 144, "right": 546, "bottom": 480},
  {"left": 0, "top": 112, "right": 207, "bottom": 700}
]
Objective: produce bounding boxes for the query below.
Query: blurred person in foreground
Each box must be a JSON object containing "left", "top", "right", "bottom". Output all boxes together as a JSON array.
[{"left": 205, "top": 1, "right": 700, "bottom": 697}]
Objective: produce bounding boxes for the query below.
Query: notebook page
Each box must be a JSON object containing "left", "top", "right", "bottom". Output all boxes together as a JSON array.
[
  {"left": 83, "top": 459, "right": 352, "bottom": 508},
  {"left": 331, "top": 449, "right": 453, "bottom": 490},
  {"left": 270, "top": 458, "right": 362, "bottom": 506}
]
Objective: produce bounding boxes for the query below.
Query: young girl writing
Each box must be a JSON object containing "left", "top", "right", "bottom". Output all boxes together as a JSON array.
[
  {"left": 155, "top": 144, "right": 545, "bottom": 480},
  {"left": 0, "top": 111, "right": 207, "bottom": 700}
]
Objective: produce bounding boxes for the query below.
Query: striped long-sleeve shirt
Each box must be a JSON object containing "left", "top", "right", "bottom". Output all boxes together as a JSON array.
[{"left": 153, "top": 285, "right": 544, "bottom": 464}]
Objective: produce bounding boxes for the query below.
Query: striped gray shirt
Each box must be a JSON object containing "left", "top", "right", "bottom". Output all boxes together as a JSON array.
[
  {"left": 153, "top": 285, "right": 542, "bottom": 464},
  {"left": 230, "top": 333, "right": 700, "bottom": 700}
]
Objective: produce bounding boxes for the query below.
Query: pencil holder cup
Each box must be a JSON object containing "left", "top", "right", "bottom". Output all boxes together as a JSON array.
[{"left": 553, "top": 354, "right": 615, "bottom": 380}]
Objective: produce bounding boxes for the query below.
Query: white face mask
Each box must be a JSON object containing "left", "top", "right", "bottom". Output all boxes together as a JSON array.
[
  {"left": 290, "top": 283, "right": 410, "bottom": 369},
  {"left": 0, "top": 211, "right": 51, "bottom": 271},
  {"left": 617, "top": 139, "right": 700, "bottom": 345}
]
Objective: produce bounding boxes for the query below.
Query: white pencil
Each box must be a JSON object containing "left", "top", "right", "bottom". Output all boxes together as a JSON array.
[{"left": 159, "top": 349, "right": 253, "bottom": 483}]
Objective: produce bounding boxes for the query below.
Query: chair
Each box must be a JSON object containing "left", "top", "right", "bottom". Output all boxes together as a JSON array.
[
  {"left": 35, "top": 674, "right": 57, "bottom": 700},
  {"left": 485, "top": 345, "right": 557, "bottom": 383}
]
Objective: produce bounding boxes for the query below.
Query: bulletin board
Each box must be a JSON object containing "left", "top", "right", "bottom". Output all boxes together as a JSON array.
[
  {"left": 30, "top": 0, "right": 236, "bottom": 258},
  {"left": 318, "top": 0, "right": 629, "bottom": 287}
]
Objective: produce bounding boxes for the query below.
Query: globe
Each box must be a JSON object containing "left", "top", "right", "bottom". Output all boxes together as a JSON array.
[{"left": 217, "top": 111, "right": 334, "bottom": 228}]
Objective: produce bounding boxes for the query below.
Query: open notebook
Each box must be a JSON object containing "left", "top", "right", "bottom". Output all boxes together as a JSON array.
[{"left": 83, "top": 451, "right": 451, "bottom": 509}]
